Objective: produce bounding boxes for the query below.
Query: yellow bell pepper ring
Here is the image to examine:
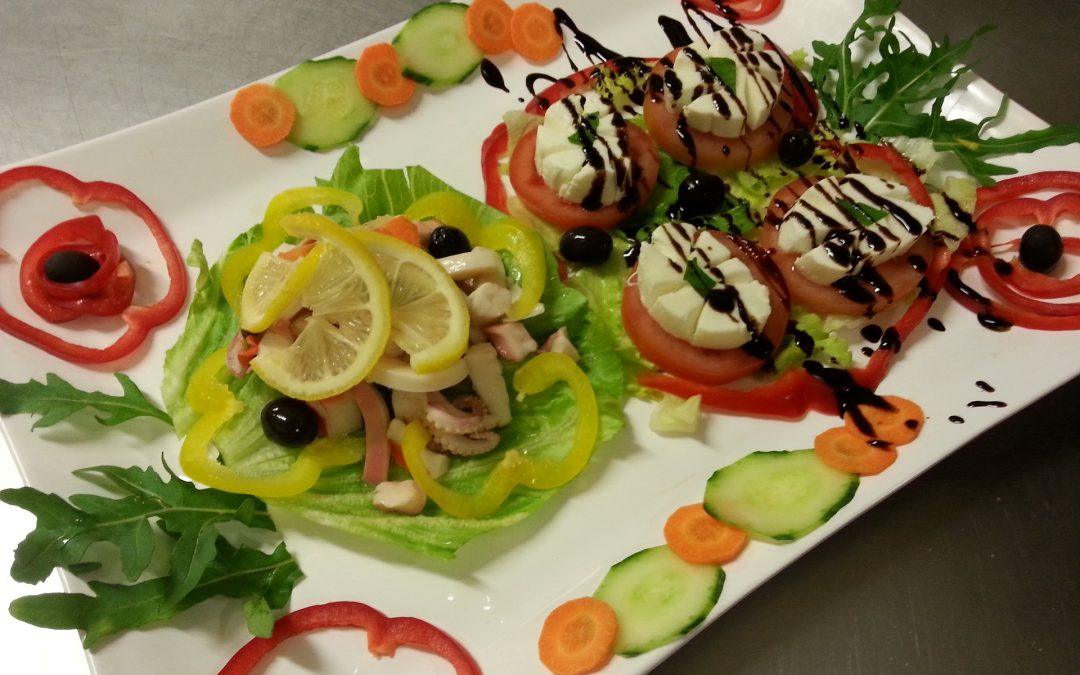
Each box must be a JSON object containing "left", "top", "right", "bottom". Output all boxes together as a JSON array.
[
  {"left": 402, "top": 352, "right": 598, "bottom": 519},
  {"left": 403, "top": 192, "right": 482, "bottom": 243},
  {"left": 480, "top": 218, "right": 546, "bottom": 321},
  {"left": 402, "top": 191, "right": 546, "bottom": 320},
  {"left": 222, "top": 186, "right": 365, "bottom": 311},
  {"left": 180, "top": 348, "right": 361, "bottom": 498}
]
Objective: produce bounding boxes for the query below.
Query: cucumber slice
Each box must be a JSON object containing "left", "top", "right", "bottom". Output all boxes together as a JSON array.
[
  {"left": 393, "top": 3, "right": 482, "bottom": 86},
  {"left": 704, "top": 450, "right": 858, "bottom": 543},
  {"left": 275, "top": 57, "right": 378, "bottom": 151},
  {"left": 593, "top": 546, "right": 723, "bottom": 656}
]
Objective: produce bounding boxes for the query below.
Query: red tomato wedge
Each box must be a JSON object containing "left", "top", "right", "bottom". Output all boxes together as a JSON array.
[
  {"left": 623, "top": 231, "right": 789, "bottom": 385},
  {"left": 508, "top": 125, "right": 660, "bottom": 230},
  {"left": 759, "top": 177, "right": 934, "bottom": 316},
  {"left": 642, "top": 46, "right": 814, "bottom": 172}
]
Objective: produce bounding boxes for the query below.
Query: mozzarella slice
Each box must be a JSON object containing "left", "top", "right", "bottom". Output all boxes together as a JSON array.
[
  {"left": 777, "top": 174, "right": 935, "bottom": 284},
  {"left": 636, "top": 222, "right": 772, "bottom": 349},
  {"left": 664, "top": 27, "right": 786, "bottom": 137},
  {"left": 533, "top": 91, "right": 634, "bottom": 207}
]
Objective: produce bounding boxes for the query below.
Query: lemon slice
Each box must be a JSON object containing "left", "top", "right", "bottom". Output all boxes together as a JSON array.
[
  {"left": 239, "top": 247, "right": 324, "bottom": 333},
  {"left": 251, "top": 213, "right": 391, "bottom": 401},
  {"left": 353, "top": 230, "right": 469, "bottom": 374}
]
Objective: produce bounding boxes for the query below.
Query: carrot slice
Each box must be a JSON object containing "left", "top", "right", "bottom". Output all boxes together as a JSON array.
[
  {"left": 510, "top": 3, "right": 563, "bottom": 63},
  {"left": 229, "top": 83, "right": 296, "bottom": 148},
  {"left": 814, "top": 427, "right": 897, "bottom": 476},
  {"left": 664, "top": 503, "right": 748, "bottom": 565},
  {"left": 538, "top": 597, "right": 618, "bottom": 675},
  {"left": 355, "top": 43, "right": 417, "bottom": 107},
  {"left": 844, "top": 395, "right": 925, "bottom": 446},
  {"left": 376, "top": 215, "right": 421, "bottom": 247},
  {"left": 466, "top": 0, "right": 514, "bottom": 54},
  {"left": 278, "top": 239, "right": 316, "bottom": 261}
]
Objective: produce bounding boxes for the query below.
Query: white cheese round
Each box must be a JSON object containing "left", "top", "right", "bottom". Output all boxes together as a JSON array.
[
  {"left": 665, "top": 27, "right": 785, "bottom": 137},
  {"left": 637, "top": 222, "right": 772, "bottom": 349},
  {"left": 776, "top": 174, "right": 935, "bottom": 284},
  {"left": 533, "top": 91, "right": 633, "bottom": 207}
]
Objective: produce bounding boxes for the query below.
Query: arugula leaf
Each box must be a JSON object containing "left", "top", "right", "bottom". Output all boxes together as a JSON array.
[
  {"left": 0, "top": 373, "right": 171, "bottom": 430},
  {"left": 838, "top": 199, "right": 888, "bottom": 226},
  {"left": 683, "top": 259, "right": 717, "bottom": 298},
  {"left": 707, "top": 57, "right": 738, "bottom": 91},
  {"left": 811, "top": 0, "right": 1080, "bottom": 185},
  {"left": 1, "top": 466, "right": 299, "bottom": 649},
  {"left": 10, "top": 542, "right": 299, "bottom": 650},
  {"left": 568, "top": 112, "right": 601, "bottom": 145}
]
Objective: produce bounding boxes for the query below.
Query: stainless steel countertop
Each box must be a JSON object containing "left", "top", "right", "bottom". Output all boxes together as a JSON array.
[{"left": 1, "top": 1, "right": 1077, "bottom": 672}]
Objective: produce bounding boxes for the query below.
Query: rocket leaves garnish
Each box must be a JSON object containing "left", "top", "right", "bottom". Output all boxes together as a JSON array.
[
  {"left": 0, "top": 373, "right": 171, "bottom": 430},
  {"left": 811, "top": 0, "right": 1080, "bottom": 184},
  {"left": 1, "top": 465, "right": 301, "bottom": 649}
]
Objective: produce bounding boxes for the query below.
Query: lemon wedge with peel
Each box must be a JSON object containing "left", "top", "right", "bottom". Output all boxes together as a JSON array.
[
  {"left": 251, "top": 213, "right": 391, "bottom": 401},
  {"left": 353, "top": 230, "right": 469, "bottom": 374},
  {"left": 240, "top": 247, "right": 325, "bottom": 333}
]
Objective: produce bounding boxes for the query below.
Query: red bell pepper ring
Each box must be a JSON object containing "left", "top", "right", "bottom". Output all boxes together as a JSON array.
[
  {"left": 481, "top": 122, "right": 510, "bottom": 213},
  {"left": 19, "top": 215, "right": 136, "bottom": 323},
  {"left": 974, "top": 171, "right": 1080, "bottom": 215},
  {"left": 946, "top": 175, "right": 1080, "bottom": 331},
  {"left": 848, "top": 142, "right": 933, "bottom": 208},
  {"left": 639, "top": 368, "right": 837, "bottom": 420},
  {"left": 219, "top": 601, "right": 482, "bottom": 675},
  {"left": 689, "top": 0, "right": 784, "bottom": 22},
  {"left": 0, "top": 165, "right": 187, "bottom": 363},
  {"left": 994, "top": 238, "right": 1080, "bottom": 298}
]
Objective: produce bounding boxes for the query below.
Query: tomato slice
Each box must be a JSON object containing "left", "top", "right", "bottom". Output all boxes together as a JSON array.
[
  {"left": 509, "top": 125, "right": 660, "bottom": 231},
  {"left": 642, "top": 46, "right": 810, "bottom": 172},
  {"left": 760, "top": 177, "right": 934, "bottom": 316},
  {"left": 623, "top": 231, "right": 789, "bottom": 385}
]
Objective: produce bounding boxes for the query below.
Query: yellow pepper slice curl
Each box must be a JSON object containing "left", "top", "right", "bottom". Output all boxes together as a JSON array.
[
  {"left": 403, "top": 192, "right": 545, "bottom": 320},
  {"left": 180, "top": 348, "right": 361, "bottom": 498},
  {"left": 402, "top": 352, "right": 598, "bottom": 519},
  {"left": 222, "top": 187, "right": 365, "bottom": 311}
]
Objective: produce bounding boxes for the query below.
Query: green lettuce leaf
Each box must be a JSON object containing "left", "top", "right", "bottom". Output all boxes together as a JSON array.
[
  {"left": 163, "top": 147, "right": 627, "bottom": 559},
  {"left": 773, "top": 310, "right": 854, "bottom": 372}
]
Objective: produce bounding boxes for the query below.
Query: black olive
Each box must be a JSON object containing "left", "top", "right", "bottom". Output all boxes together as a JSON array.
[
  {"left": 43, "top": 250, "right": 100, "bottom": 284},
  {"left": 677, "top": 172, "right": 728, "bottom": 216},
  {"left": 427, "top": 226, "right": 471, "bottom": 258},
  {"left": 778, "top": 128, "right": 816, "bottom": 168},
  {"left": 559, "top": 226, "right": 613, "bottom": 266},
  {"left": 261, "top": 398, "right": 318, "bottom": 447},
  {"left": 1019, "top": 224, "right": 1063, "bottom": 273}
]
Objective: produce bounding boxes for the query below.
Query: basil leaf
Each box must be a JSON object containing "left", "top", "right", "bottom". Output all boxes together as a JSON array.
[
  {"left": 838, "top": 199, "right": 888, "bottom": 226},
  {"left": 707, "top": 57, "right": 738, "bottom": 91},
  {"left": 683, "top": 259, "right": 717, "bottom": 298}
]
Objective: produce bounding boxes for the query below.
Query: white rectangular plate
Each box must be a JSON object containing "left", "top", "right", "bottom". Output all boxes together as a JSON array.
[{"left": 1, "top": 1, "right": 1077, "bottom": 673}]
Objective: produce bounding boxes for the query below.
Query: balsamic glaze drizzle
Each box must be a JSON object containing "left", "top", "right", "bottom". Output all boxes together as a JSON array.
[
  {"left": 967, "top": 400, "right": 1007, "bottom": 408},
  {"left": 803, "top": 360, "right": 894, "bottom": 438},
  {"left": 949, "top": 415, "right": 965, "bottom": 424},
  {"left": 975, "top": 380, "right": 996, "bottom": 393},
  {"left": 927, "top": 318, "right": 946, "bottom": 332},
  {"left": 480, "top": 59, "right": 509, "bottom": 93},
  {"left": 658, "top": 15, "right": 693, "bottom": 48}
]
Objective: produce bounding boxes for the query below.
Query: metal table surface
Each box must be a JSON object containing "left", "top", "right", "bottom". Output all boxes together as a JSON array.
[{"left": 0, "top": 1, "right": 1076, "bottom": 673}]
